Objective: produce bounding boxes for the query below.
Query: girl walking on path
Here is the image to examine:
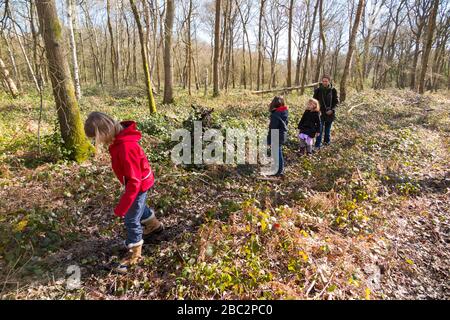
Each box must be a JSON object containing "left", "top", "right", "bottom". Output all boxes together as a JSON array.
[{"left": 84, "top": 112, "right": 164, "bottom": 273}]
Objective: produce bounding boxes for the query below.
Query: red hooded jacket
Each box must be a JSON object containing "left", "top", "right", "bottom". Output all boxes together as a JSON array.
[{"left": 109, "top": 121, "right": 155, "bottom": 217}]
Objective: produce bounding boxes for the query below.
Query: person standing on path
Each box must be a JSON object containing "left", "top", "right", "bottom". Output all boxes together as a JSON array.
[
  {"left": 267, "top": 96, "right": 289, "bottom": 177},
  {"left": 313, "top": 74, "right": 339, "bottom": 149}
]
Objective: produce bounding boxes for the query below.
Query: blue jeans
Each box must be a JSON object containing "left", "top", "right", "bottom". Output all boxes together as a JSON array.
[
  {"left": 124, "top": 191, "right": 154, "bottom": 245},
  {"left": 276, "top": 145, "right": 284, "bottom": 175},
  {"left": 315, "top": 121, "right": 333, "bottom": 148}
]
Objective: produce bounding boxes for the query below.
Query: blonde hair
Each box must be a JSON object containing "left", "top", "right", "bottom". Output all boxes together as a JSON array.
[
  {"left": 84, "top": 112, "right": 123, "bottom": 145},
  {"left": 307, "top": 98, "right": 320, "bottom": 113}
]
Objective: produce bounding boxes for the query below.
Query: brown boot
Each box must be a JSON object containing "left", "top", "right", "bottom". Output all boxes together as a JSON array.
[
  {"left": 115, "top": 240, "right": 143, "bottom": 274},
  {"left": 141, "top": 215, "right": 164, "bottom": 236}
]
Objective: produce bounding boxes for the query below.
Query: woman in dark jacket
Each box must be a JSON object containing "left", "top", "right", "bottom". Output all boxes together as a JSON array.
[{"left": 267, "top": 96, "right": 289, "bottom": 176}]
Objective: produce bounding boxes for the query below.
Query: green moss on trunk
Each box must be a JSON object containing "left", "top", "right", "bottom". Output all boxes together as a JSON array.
[
  {"left": 144, "top": 61, "right": 157, "bottom": 114},
  {"left": 36, "top": 0, "right": 94, "bottom": 163},
  {"left": 130, "top": 0, "right": 157, "bottom": 114},
  {"left": 52, "top": 19, "right": 62, "bottom": 41}
]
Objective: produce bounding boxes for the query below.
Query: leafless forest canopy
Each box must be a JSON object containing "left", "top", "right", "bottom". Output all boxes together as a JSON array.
[{"left": 0, "top": 0, "right": 449, "bottom": 100}]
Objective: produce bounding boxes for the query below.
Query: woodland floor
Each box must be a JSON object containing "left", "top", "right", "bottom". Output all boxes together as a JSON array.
[{"left": 0, "top": 87, "right": 449, "bottom": 299}]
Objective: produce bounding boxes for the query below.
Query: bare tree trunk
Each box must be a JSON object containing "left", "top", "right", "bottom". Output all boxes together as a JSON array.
[
  {"left": 192, "top": 27, "right": 201, "bottom": 91},
  {"left": 209, "top": 24, "right": 214, "bottom": 87},
  {"left": 448, "top": 54, "right": 450, "bottom": 90},
  {"left": 354, "top": 48, "right": 364, "bottom": 91},
  {"left": 231, "top": 42, "right": 236, "bottom": 89},
  {"left": 314, "top": 0, "right": 326, "bottom": 82},
  {"left": 10, "top": 11, "right": 40, "bottom": 91},
  {"left": 256, "top": 0, "right": 266, "bottom": 90},
  {"left": 30, "top": 1, "right": 42, "bottom": 85},
  {"left": 431, "top": 25, "right": 450, "bottom": 91},
  {"left": 224, "top": 1, "right": 235, "bottom": 92},
  {"left": 78, "top": 30, "right": 87, "bottom": 84},
  {"left": 156, "top": 0, "right": 164, "bottom": 93},
  {"left": 407, "top": 1, "right": 431, "bottom": 90},
  {"left": 130, "top": 0, "right": 157, "bottom": 113},
  {"left": 147, "top": 0, "right": 158, "bottom": 90},
  {"left": 219, "top": 0, "right": 229, "bottom": 89},
  {"left": 1, "top": 31, "right": 21, "bottom": 90},
  {"left": 409, "top": 32, "right": 423, "bottom": 90},
  {"left": 382, "top": 0, "right": 405, "bottom": 87},
  {"left": 143, "top": 0, "right": 151, "bottom": 76},
  {"left": 300, "top": 0, "right": 319, "bottom": 94},
  {"left": 115, "top": 0, "right": 122, "bottom": 88},
  {"left": 287, "top": 0, "right": 294, "bottom": 87},
  {"left": 362, "top": 0, "right": 382, "bottom": 79},
  {"left": 123, "top": 8, "right": 131, "bottom": 85},
  {"left": 106, "top": 0, "right": 117, "bottom": 86},
  {"left": 174, "top": 41, "right": 183, "bottom": 84},
  {"left": 235, "top": 0, "right": 253, "bottom": 90},
  {"left": 295, "top": 41, "right": 304, "bottom": 86},
  {"left": 241, "top": 23, "right": 247, "bottom": 89},
  {"left": 213, "top": 0, "right": 221, "bottom": 97},
  {"left": 186, "top": 0, "right": 193, "bottom": 95},
  {"left": 418, "top": 0, "right": 439, "bottom": 94},
  {"left": 35, "top": 0, "right": 94, "bottom": 162},
  {"left": 102, "top": 28, "right": 108, "bottom": 84},
  {"left": 81, "top": 3, "right": 102, "bottom": 85},
  {"left": 67, "top": 0, "right": 81, "bottom": 100},
  {"left": 0, "top": 57, "right": 20, "bottom": 98},
  {"left": 373, "top": 19, "right": 391, "bottom": 89},
  {"left": 192, "top": 54, "right": 200, "bottom": 91},
  {"left": 261, "top": 39, "right": 265, "bottom": 89},
  {"left": 295, "top": 5, "right": 308, "bottom": 86},
  {"left": 133, "top": 21, "right": 137, "bottom": 83},
  {"left": 246, "top": 25, "right": 252, "bottom": 89},
  {"left": 340, "top": 0, "right": 365, "bottom": 102},
  {"left": 163, "top": 0, "right": 175, "bottom": 104},
  {"left": 204, "top": 68, "right": 209, "bottom": 96},
  {"left": 330, "top": 47, "right": 338, "bottom": 80}
]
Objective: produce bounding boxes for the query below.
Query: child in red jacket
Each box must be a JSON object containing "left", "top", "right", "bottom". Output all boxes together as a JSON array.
[{"left": 84, "top": 112, "right": 164, "bottom": 273}]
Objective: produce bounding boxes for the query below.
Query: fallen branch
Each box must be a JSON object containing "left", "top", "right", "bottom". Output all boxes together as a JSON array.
[
  {"left": 305, "top": 278, "right": 317, "bottom": 297},
  {"left": 252, "top": 82, "right": 319, "bottom": 95},
  {"left": 347, "top": 102, "right": 365, "bottom": 114},
  {"left": 314, "top": 270, "right": 337, "bottom": 299},
  {"left": 159, "top": 171, "right": 214, "bottom": 185}
]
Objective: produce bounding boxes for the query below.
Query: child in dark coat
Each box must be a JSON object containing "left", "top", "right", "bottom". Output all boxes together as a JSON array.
[
  {"left": 298, "top": 98, "right": 321, "bottom": 155},
  {"left": 268, "top": 96, "right": 289, "bottom": 176}
]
